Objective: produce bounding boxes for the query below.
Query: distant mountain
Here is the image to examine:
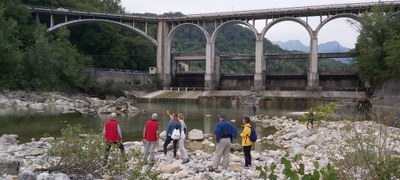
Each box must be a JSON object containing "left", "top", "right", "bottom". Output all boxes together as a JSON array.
[
  {"left": 272, "top": 40, "right": 352, "bottom": 63},
  {"left": 273, "top": 40, "right": 309, "bottom": 52},
  {"left": 272, "top": 40, "right": 351, "bottom": 53},
  {"left": 318, "top": 41, "right": 351, "bottom": 53}
]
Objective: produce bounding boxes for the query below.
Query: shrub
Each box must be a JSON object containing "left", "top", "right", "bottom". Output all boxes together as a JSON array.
[
  {"left": 257, "top": 153, "right": 337, "bottom": 180},
  {"left": 45, "top": 125, "right": 161, "bottom": 179},
  {"left": 299, "top": 102, "right": 337, "bottom": 127}
]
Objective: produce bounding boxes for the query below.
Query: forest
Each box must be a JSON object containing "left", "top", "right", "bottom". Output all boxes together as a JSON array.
[{"left": 0, "top": 0, "right": 397, "bottom": 92}]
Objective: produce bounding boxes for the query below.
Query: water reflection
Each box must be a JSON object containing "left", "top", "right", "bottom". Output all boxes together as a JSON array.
[{"left": 0, "top": 102, "right": 305, "bottom": 143}]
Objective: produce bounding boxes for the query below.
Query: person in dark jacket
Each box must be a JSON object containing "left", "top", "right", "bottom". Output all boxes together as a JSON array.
[
  {"left": 104, "top": 112, "right": 125, "bottom": 160},
  {"left": 210, "top": 114, "right": 238, "bottom": 172}
]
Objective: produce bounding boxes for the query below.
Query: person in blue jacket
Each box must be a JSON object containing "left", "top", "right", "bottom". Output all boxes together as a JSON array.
[
  {"left": 210, "top": 114, "right": 238, "bottom": 172},
  {"left": 162, "top": 110, "right": 181, "bottom": 160}
]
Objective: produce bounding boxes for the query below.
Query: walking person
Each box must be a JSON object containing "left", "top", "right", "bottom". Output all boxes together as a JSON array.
[
  {"left": 142, "top": 113, "right": 160, "bottom": 165},
  {"left": 307, "top": 112, "right": 315, "bottom": 129},
  {"left": 240, "top": 116, "right": 253, "bottom": 169},
  {"left": 104, "top": 112, "right": 125, "bottom": 160},
  {"left": 211, "top": 114, "right": 238, "bottom": 172},
  {"left": 162, "top": 110, "right": 181, "bottom": 160},
  {"left": 178, "top": 113, "right": 190, "bottom": 163}
]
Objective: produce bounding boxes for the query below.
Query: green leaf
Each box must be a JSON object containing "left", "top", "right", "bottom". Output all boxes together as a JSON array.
[
  {"left": 299, "top": 164, "right": 305, "bottom": 175},
  {"left": 313, "top": 161, "right": 319, "bottom": 169},
  {"left": 295, "top": 154, "right": 302, "bottom": 162},
  {"left": 270, "top": 162, "right": 277, "bottom": 171}
]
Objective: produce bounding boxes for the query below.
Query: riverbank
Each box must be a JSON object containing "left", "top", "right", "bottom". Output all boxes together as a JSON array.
[
  {"left": 2, "top": 114, "right": 399, "bottom": 179},
  {"left": 138, "top": 90, "right": 367, "bottom": 104},
  {"left": 0, "top": 91, "right": 140, "bottom": 115}
]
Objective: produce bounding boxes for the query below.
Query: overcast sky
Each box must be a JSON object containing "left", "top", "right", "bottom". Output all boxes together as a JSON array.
[{"left": 120, "top": 0, "right": 392, "bottom": 48}]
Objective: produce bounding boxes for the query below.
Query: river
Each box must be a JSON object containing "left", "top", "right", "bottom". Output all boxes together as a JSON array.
[{"left": 0, "top": 101, "right": 307, "bottom": 144}]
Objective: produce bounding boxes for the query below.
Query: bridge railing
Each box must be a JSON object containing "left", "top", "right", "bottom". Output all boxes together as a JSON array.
[
  {"left": 84, "top": 68, "right": 148, "bottom": 74},
  {"left": 182, "top": 1, "right": 400, "bottom": 19}
]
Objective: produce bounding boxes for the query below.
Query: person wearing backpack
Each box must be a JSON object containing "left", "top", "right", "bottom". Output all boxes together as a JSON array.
[
  {"left": 178, "top": 113, "right": 189, "bottom": 163},
  {"left": 240, "top": 116, "right": 254, "bottom": 169},
  {"left": 162, "top": 111, "right": 181, "bottom": 160}
]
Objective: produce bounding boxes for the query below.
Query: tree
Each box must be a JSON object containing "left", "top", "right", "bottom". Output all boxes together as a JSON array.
[
  {"left": 23, "top": 26, "right": 89, "bottom": 91},
  {"left": 0, "top": 7, "right": 24, "bottom": 90},
  {"left": 353, "top": 4, "right": 400, "bottom": 88}
]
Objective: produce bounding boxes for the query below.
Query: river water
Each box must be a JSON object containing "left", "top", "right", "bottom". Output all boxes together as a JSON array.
[{"left": 0, "top": 101, "right": 307, "bottom": 144}]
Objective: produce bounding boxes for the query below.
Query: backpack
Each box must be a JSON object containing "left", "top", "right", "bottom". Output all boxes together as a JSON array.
[
  {"left": 171, "top": 128, "right": 181, "bottom": 140},
  {"left": 248, "top": 125, "right": 257, "bottom": 142}
]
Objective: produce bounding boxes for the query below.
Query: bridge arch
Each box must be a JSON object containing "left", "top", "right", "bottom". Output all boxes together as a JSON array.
[
  {"left": 315, "top": 13, "right": 361, "bottom": 37},
  {"left": 48, "top": 19, "right": 158, "bottom": 47},
  {"left": 165, "top": 23, "right": 210, "bottom": 86},
  {"left": 209, "top": 20, "right": 259, "bottom": 88},
  {"left": 261, "top": 17, "right": 313, "bottom": 40},
  {"left": 211, "top": 20, "right": 258, "bottom": 44},
  {"left": 166, "top": 23, "right": 210, "bottom": 47}
]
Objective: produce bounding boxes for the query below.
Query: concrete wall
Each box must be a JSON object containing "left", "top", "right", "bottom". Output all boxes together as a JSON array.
[
  {"left": 85, "top": 70, "right": 152, "bottom": 85},
  {"left": 266, "top": 76, "right": 362, "bottom": 91},
  {"left": 319, "top": 79, "right": 362, "bottom": 91},
  {"left": 219, "top": 75, "right": 253, "bottom": 90},
  {"left": 374, "top": 79, "right": 400, "bottom": 107}
]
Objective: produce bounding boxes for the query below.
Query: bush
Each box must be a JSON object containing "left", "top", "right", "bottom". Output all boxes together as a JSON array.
[
  {"left": 299, "top": 102, "right": 337, "bottom": 127},
  {"left": 46, "top": 125, "right": 161, "bottom": 179},
  {"left": 257, "top": 153, "right": 337, "bottom": 180}
]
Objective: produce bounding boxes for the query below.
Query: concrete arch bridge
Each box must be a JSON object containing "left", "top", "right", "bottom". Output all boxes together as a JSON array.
[{"left": 28, "top": 1, "right": 400, "bottom": 91}]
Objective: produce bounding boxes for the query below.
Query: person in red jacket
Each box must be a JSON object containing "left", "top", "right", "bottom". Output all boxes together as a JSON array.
[
  {"left": 142, "top": 113, "right": 160, "bottom": 165},
  {"left": 104, "top": 112, "right": 125, "bottom": 160}
]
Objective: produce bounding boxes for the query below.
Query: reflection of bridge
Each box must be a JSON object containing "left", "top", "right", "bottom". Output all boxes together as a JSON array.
[{"left": 28, "top": 1, "right": 400, "bottom": 90}]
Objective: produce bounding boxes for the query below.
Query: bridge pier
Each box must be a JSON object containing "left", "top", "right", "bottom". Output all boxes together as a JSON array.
[
  {"left": 205, "top": 73, "right": 218, "bottom": 90},
  {"left": 307, "top": 35, "right": 321, "bottom": 91},
  {"left": 254, "top": 37, "right": 265, "bottom": 90}
]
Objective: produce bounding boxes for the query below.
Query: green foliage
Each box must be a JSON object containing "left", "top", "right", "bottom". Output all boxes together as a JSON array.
[
  {"left": 299, "top": 102, "right": 337, "bottom": 126},
  {"left": 0, "top": 7, "right": 24, "bottom": 90},
  {"left": 354, "top": 4, "right": 400, "bottom": 88},
  {"left": 46, "top": 124, "right": 127, "bottom": 176},
  {"left": 23, "top": 26, "right": 89, "bottom": 91},
  {"left": 257, "top": 153, "right": 337, "bottom": 180},
  {"left": 47, "top": 124, "right": 161, "bottom": 179}
]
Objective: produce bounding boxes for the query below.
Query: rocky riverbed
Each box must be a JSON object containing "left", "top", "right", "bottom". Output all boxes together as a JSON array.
[
  {"left": 0, "top": 91, "right": 140, "bottom": 115},
  {"left": 2, "top": 114, "right": 400, "bottom": 180}
]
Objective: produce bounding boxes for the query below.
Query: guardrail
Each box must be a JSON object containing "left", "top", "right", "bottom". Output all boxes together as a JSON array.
[{"left": 85, "top": 68, "right": 148, "bottom": 74}]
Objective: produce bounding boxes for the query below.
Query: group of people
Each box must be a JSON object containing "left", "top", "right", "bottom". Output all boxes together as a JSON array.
[{"left": 103, "top": 111, "right": 256, "bottom": 172}]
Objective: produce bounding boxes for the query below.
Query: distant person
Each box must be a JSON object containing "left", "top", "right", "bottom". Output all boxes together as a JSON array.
[
  {"left": 252, "top": 104, "right": 257, "bottom": 116},
  {"left": 211, "top": 114, "right": 238, "bottom": 172},
  {"left": 162, "top": 110, "right": 181, "bottom": 160},
  {"left": 142, "top": 113, "right": 160, "bottom": 165},
  {"left": 240, "top": 116, "right": 253, "bottom": 169},
  {"left": 104, "top": 112, "right": 125, "bottom": 160},
  {"left": 307, "top": 112, "right": 315, "bottom": 129},
  {"left": 178, "top": 113, "right": 190, "bottom": 163}
]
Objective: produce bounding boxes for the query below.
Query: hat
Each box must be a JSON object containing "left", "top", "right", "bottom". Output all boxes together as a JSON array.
[{"left": 217, "top": 114, "right": 226, "bottom": 119}]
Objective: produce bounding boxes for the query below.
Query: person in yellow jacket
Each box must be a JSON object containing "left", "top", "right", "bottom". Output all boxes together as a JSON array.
[{"left": 240, "top": 116, "right": 252, "bottom": 169}]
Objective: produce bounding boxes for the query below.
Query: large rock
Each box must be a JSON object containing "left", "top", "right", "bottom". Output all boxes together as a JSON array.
[
  {"left": 230, "top": 143, "right": 242, "bottom": 151},
  {"left": 50, "top": 173, "right": 70, "bottom": 180},
  {"left": 160, "top": 163, "right": 181, "bottom": 173},
  {"left": 18, "top": 170, "right": 36, "bottom": 180},
  {"left": 0, "top": 134, "right": 18, "bottom": 146},
  {"left": 188, "top": 129, "right": 204, "bottom": 141},
  {"left": 0, "top": 159, "right": 20, "bottom": 175}
]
